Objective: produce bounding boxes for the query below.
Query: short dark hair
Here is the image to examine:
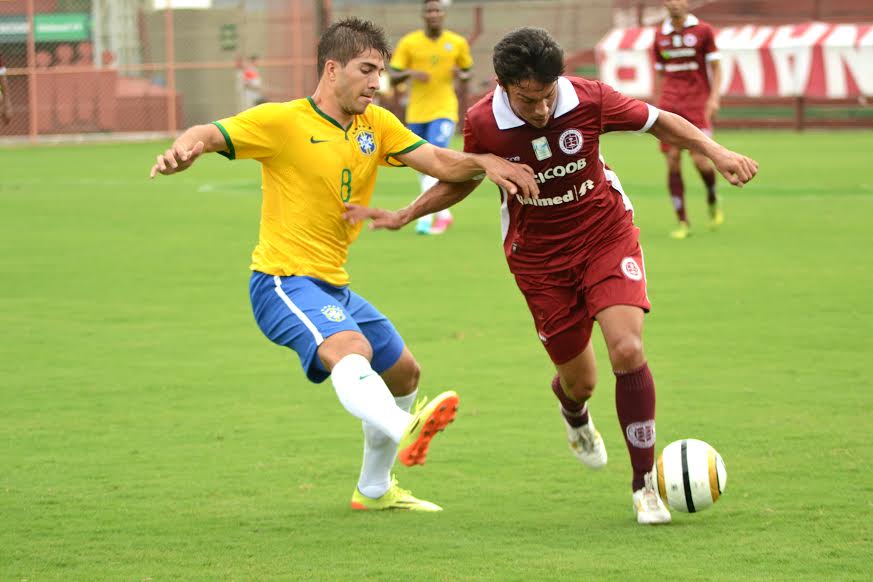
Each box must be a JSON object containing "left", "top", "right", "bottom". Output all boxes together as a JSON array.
[
  {"left": 492, "top": 27, "right": 565, "bottom": 87},
  {"left": 317, "top": 18, "right": 390, "bottom": 77}
]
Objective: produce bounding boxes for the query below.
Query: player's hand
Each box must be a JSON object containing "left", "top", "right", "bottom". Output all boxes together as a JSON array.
[
  {"left": 409, "top": 70, "right": 430, "bottom": 83},
  {"left": 478, "top": 154, "right": 539, "bottom": 199},
  {"left": 149, "top": 141, "right": 205, "bottom": 178},
  {"left": 713, "top": 149, "right": 758, "bottom": 187},
  {"left": 705, "top": 97, "right": 721, "bottom": 123},
  {"left": 343, "top": 204, "right": 408, "bottom": 230}
]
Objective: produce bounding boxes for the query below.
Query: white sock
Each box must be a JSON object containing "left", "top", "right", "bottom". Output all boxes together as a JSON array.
[
  {"left": 394, "top": 391, "right": 417, "bottom": 413},
  {"left": 419, "top": 173, "right": 439, "bottom": 193},
  {"left": 331, "top": 354, "right": 410, "bottom": 443},
  {"left": 357, "top": 390, "right": 418, "bottom": 499},
  {"left": 436, "top": 208, "right": 452, "bottom": 221}
]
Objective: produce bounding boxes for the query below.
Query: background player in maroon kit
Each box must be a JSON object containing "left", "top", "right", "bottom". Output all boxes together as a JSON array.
[
  {"left": 0, "top": 53, "right": 12, "bottom": 125},
  {"left": 653, "top": 0, "right": 723, "bottom": 239},
  {"left": 345, "top": 27, "right": 757, "bottom": 524}
]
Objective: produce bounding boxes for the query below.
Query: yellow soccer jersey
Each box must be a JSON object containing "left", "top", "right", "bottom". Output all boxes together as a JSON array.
[
  {"left": 390, "top": 30, "right": 473, "bottom": 124},
  {"left": 213, "top": 98, "right": 425, "bottom": 286}
]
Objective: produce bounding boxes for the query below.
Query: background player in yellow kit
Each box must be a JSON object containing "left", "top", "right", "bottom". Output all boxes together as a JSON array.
[
  {"left": 149, "top": 18, "right": 537, "bottom": 512},
  {"left": 390, "top": 0, "right": 473, "bottom": 234}
]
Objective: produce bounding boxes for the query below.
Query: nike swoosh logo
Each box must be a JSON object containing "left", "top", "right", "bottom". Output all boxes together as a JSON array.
[
  {"left": 359, "top": 373, "right": 376, "bottom": 381},
  {"left": 310, "top": 137, "right": 330, "bottom": 144}
]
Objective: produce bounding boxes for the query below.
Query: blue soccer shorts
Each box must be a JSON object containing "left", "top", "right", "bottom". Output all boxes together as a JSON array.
[
  {"left": 249, "top": 271, "right": 405, "bottom": 383},
  {"left": 407, "top": 118, "right": 456, "bottom": 148}
]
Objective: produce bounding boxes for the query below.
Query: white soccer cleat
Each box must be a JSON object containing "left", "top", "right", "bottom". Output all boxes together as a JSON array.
[
  {"left": 633, "top": 467, "right": 672, "bottom": 525},
  {"left": 562, "top": 411, "right": 607, "bottom": 469}
]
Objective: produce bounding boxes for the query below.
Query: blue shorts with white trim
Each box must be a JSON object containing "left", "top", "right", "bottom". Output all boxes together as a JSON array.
[
  {"left": 249, "top": 271, "right": 405, "bottom": 383},
  {"left": 407, "top": 118, "right": 456, "bottom": 149}
]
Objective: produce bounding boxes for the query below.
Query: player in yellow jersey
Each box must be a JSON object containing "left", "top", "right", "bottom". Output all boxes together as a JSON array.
[
  {"left": 149, "top": 18, "right": 537, "bottom": 512},
  {"left": 390, "top": 0, "right": 473, "bottom": 234}
]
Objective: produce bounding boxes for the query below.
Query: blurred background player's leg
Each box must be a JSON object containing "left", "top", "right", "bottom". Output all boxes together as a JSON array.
[
  {"left": 415, "top": 173, "right": 440, "bottom": 233},
  {"left": 690, "top": 149, "right": 723, "bottom": 229},
  {"left": 415, "top": 119, "right": 456, "bottom": 235},
  {"left": 663, "top": 144, "right": 690, "bottom": 239}
]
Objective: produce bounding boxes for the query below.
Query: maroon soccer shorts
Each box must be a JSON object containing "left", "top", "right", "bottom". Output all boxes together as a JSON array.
[
  {"left": 514, "top": 227, "right": 651, "bottom": 365},
  {"left": 658, "top": 104, "right": 712, "bottom": 152}
]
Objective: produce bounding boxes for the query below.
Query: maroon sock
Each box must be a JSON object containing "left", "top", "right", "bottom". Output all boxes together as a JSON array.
[
  {"left": 551, "top": 374, "right": 589, "bottom": 428},
  {"left": 699, "top": 167, "right": 718, "bottom": 206},
  {"left": 615, "top": 363, "right": 656, "bottom": 491},
  {"left": 668, "top": 171, "right": 687, "bottom": 223}
]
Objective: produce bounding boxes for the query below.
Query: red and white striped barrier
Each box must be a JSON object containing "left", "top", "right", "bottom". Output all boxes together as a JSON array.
[{"left": 596, "top": 22, "right": 873, "bottom": 99}]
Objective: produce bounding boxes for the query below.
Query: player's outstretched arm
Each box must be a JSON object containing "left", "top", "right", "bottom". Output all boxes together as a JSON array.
[
  {"left": 648, "top": 111, "right": 759, "bottom": 187},
  {"left": 396, "top": 143, "right": 539, "bottom": 198},
  {"left": 344, "top": 180, "right": 479, "bottom": 231},
  {"left": 149, "top": 123, "right": 228, "bottom": 178}
]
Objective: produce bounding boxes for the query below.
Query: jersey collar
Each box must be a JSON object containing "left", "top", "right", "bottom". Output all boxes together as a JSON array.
[
  {"left": 492, "top": 76, "right": 580, "bottom": 130},
  {"left": 661, "top": 13, "right": 699, "bottom": 34}
]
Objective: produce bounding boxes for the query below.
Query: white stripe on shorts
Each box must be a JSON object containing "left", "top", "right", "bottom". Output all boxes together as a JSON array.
[{"left": 273, "top": 275, "right": 324, "bottom": 345}]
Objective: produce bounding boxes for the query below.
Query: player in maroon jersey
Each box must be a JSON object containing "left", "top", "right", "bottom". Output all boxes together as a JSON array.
[
  {"left": 653, "top": 0, "right": 724, "bottom": 239},
  {"left": 344, "top": 27, "right": 756, "bottom": 524},
  {"left": 0, "top": 53, "right": 11, "bottom": 125}
]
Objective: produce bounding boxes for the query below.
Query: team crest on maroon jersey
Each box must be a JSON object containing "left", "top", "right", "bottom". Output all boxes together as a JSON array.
[
  {"left": 558, "top": 129, "right": 583, "bottom": 155},
  {"left": 683, "top": 33, "right": 698, "bottom": 46},
  {"left": 621, "top": 257, "right": 643, "bottom": 281}
]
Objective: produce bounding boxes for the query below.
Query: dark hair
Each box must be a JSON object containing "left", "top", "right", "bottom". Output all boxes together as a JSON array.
[
  {"left": 492, "top": 27, "right": 565, "bottom": 87},
  {"left": 317, "top": 18, "right": 390, "bottom": 77}
]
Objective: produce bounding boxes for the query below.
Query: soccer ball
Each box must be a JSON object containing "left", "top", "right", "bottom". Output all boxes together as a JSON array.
[{"left": 656, "top": 439, "right": 727, "bottom": 513}]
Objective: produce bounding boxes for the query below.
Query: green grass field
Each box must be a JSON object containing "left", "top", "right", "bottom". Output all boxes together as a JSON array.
[{"left": 2, "top": 130, "right": 872, "bottom": 580}]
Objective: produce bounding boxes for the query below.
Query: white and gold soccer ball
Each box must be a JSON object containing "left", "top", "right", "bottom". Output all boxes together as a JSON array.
[{"left": 656, "top": 439, "right": 727, "bottom": 513}]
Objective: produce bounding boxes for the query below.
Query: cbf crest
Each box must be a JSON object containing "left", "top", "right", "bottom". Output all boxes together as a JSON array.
[
  {"left": 321, "top": 304, "right": 346, "bottom": 322},
  {"left": 356, "top": 130, "right": 376, "bottom": 155}
]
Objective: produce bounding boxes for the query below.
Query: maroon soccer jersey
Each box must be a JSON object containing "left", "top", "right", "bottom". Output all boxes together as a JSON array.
[
  {"left": 652, "top": 15, "right": 719, "bottom": 126},
  {"left": 463, "top": 76, "right": 658, "bottom": 276}
]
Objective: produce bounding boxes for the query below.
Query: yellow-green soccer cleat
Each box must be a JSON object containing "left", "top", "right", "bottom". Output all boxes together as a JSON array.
[
  {"left": 351, "top": 476, "right": 443, "bottom": 511},
  {"left": 397, "top": 390, "right": 459, "bottom": 467},
  {"left": 709, "top": 204, "right": 725, "bottom": 229},
  {"left": 670, "top": 221, "right": 691, "bottom": 240}
]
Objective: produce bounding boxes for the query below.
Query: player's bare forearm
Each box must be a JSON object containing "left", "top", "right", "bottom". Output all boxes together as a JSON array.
[
  {"left": 173, "top": 124, "right": 226, "bottom": 154},
  {"left": 649, "top": 111, "right": 758, "bottom": 186},
  {"left": 150, "top": 124, "right": 225, "bottom": 178},
  {"left": 707, "top": 60, "right": 722, "bottom": 118},
  {"left": 709, "top": 60, "right": 722, "bottom": 101},
  {"left": 388, "top": 68, "right": 408, "bottom": 84},
  {"left": 649, "top": 110, "right": 724, "bottom": 158},
  {"left": 343, "top": 180, "right": 479, "bottom": 230},
  {"left": 416, "top": 146, "right": 485, "bottom": 182},
  {"left": 398, "top": 179, "right": 479, "bottom": 224},
  {"left": 390, "top": 68, "right": 427, "bottom": 84},
  {"left": 397, "top": 144, "right": 539, "bottom": 198},
  {"left": 652, "top": 70, "right": 663, "bottom": 104}
]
